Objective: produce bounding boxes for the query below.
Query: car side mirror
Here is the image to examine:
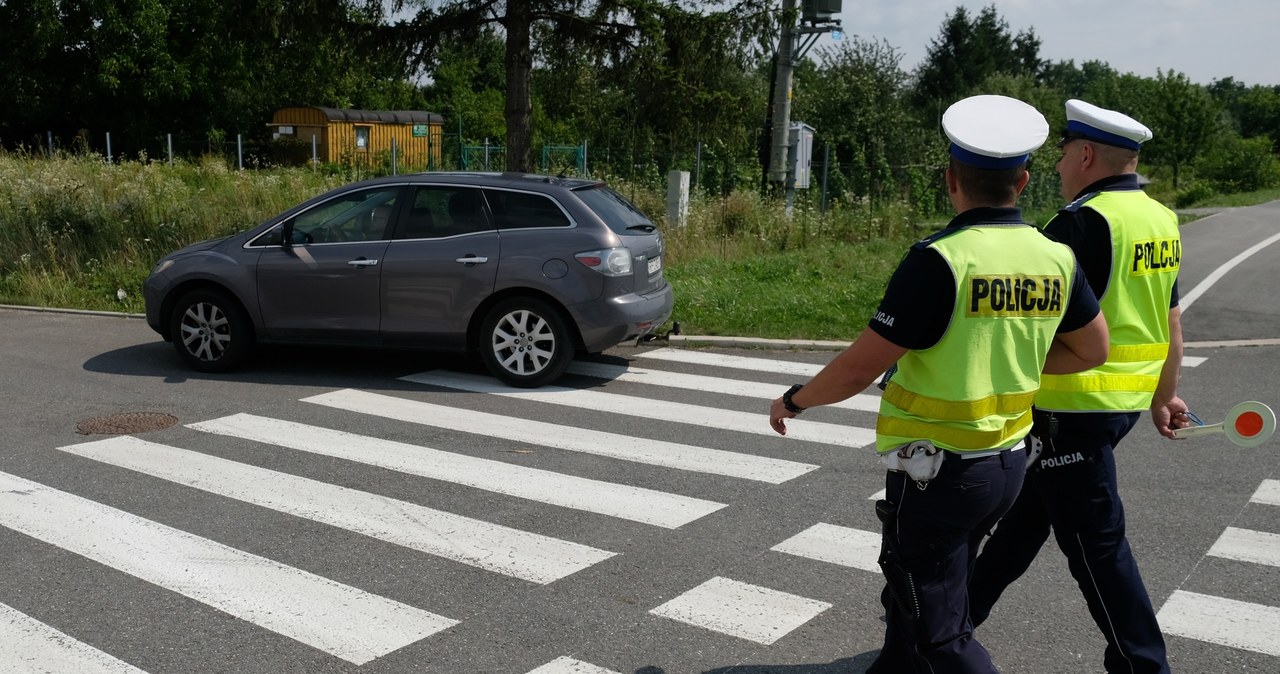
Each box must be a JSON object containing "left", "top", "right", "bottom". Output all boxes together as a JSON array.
[{"left": 281, "top": 221, "right": 295, "bottom": 247}]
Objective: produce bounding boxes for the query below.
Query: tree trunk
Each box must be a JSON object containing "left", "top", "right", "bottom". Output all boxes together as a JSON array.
[{"left": 504, "top": 3, "right": 533, "bottom": 172}]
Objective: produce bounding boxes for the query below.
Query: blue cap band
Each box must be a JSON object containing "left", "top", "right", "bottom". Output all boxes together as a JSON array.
[
  {"left": 949, "top": 143, "right": 1029, "bottom": 169},
  {"left": 1065, "top": 120, "right": 1142, "bottom": 150}
]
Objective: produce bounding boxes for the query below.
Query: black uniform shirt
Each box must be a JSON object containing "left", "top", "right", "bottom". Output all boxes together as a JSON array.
[
  {"left": 869, "top": 207, "right": 1100, "bottom": 351},
  {"left": 1045, "top": 174, "right": 1180, "bottom": 307}
]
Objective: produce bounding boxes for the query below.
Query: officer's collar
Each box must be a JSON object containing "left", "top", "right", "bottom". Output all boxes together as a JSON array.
[
  {"left": 944, "top": 206, "right": 1025, "bottom": 232},
  {"left": 1073, "top": 173, "right": 1141, "bottom": 199}
]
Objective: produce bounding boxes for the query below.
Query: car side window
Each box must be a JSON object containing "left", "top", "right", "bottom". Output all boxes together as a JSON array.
[
  {"left": 288, "top": 187, "right": 400, "bottom": 244},
  {"left": 484, "top": 190, "right": 572, "bottom": 230},
  {"left": 394, "top": 186, "right": 492, "bottom": 239}
]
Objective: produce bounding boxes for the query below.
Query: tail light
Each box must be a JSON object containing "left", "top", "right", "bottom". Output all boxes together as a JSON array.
[{"left": 575, "top": 248, "right": 633, "bottom": 276}]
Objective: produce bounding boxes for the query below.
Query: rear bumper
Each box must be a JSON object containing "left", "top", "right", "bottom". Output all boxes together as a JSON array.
[{"left": 571, "top": 282, "right": 674, "bottom": 352}]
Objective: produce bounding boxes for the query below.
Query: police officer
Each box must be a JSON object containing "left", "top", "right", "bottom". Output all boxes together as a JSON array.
[
  {"left": 769, "top": 95, "right": 1109, "bottom": 673},
  {"left": 968, "top": 100, "right": 1190, "bottom": 674}
]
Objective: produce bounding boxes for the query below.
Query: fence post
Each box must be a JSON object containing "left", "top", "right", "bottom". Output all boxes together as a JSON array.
[
  {"left": 666, "top": 171, "right": 690, "bottom": 228},
  {"left": 237, "top": 134, "right": 243, "bottom": 170},
  {"left": 47, "top": 131, "right": 53, "bottom": 157},
  {"left": 167, "top": 134, "right": 173, "bottom": 165},
  {"left": 311, "top": 136, "right": 318, "bottom": 170},
  {"left": 695, "top": 141, "right": 702, "bottom": 189},
  {"left": 483, "top": 138, "right": 490, "bottom": 171},
  {"left": 391, "top": 137, "right": 398, "bottom": 176},
  {"left": 820, "top": 142, "right": 830, "bottom": 215},
  {"left": 581, "top": 139, "right": 588, "bottom": 177},
  {"left": 106, "top": 132, "right": 113, "bottom": 163}
]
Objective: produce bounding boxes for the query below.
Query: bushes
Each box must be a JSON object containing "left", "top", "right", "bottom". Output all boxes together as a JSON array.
[{"left": 1195, "top": 134, "right": 1280, "bottom": 194}]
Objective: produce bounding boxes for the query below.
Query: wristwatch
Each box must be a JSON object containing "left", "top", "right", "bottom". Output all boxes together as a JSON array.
[{"left": 782, "top": 384, "right": 806, "bottom": 414}]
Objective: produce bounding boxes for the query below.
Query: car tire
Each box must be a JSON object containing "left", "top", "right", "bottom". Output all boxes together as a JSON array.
[
  {"left": 169, "top": 288, "right": 253, "bottom": 373},
  {"left": 479, "top": 297, "right": 573, "bottom": 388}
]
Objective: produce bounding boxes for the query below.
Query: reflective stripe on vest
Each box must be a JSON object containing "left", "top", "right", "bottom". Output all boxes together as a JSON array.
[{"left": 1035, "top": 191, "right": 1179, "bottom": 412}]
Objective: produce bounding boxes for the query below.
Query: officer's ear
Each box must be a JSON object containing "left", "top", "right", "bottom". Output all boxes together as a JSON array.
[
  {"left": 945, "top": 166, "right": 959, "bottom": 196},
  {"left": 1015, "top": 169, "right": 1030, "bottom": 195}
]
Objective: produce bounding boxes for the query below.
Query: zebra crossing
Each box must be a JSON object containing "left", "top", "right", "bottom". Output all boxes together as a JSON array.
[{"left": 0, "top": 345, "right": 1271, "bottom": 673}]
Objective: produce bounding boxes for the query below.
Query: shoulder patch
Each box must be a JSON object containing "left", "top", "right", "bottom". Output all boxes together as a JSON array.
[
  {"left": 911, "top": 227, "right": 965, "bottom": 251},
  {"left": 1062, "top": 191, "right": 1100, "bottom": 213}
]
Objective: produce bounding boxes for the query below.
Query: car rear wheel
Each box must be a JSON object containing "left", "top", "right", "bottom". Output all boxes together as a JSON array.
[
  {"left": 169, "top": 288, "right": 253, "bottom": 372},
  {"left": 479, "top": 297, "right": 573, "bottom": 388}
]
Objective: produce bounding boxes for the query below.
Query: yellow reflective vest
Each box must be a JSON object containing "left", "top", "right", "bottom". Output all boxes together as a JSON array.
[
  {"left": 876, "top": 224, "right": 1078, "bottom": 453},
  {"left": 1036, "top": 190, "right": 1179, "bottom": 412}
]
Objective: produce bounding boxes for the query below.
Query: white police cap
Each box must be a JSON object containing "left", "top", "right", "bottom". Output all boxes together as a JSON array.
[
  {"left": 1062, "top": 99, "right": 1152, "bottom": 150},
  {"left": 943, "top": 95, "right": 1049, "bottom": 169}
]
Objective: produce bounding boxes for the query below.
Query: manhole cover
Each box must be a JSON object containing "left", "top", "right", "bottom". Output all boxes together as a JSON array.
[{"left": 76, "top": 412, "right": 178, "bottom": 435}]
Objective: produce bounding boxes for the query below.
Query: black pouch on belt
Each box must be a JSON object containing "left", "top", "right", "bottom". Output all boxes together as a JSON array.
[
  {"left": 1031, "top": 409, "right": 1058, "bottom": 439},
  {"left": 875, "top": 499, "right": 920, "bottom": 620}
]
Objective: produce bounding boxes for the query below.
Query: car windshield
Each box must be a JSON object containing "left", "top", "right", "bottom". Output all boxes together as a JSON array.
[{"left": 573, "top": 186, "right": 656, "bottom": 235}]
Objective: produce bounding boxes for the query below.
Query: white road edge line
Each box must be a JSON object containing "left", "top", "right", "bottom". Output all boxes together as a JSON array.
[{"left": 1180, "top": 231, "right": 1280, "bottom": 312}]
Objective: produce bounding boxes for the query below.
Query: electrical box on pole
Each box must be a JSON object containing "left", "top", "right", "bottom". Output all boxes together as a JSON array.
[
  {"left": 789, "top": 123, "right": 815, "bottom": 189},
  {"left": 801, "top": 0, "right": 842, "bottom": 21}
]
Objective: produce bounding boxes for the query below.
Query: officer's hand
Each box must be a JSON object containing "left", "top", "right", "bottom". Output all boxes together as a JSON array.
[
  {"left": 1151, "top": 395, "right": 1190, "bottom": 439},
  {"left": 769, "top": 397, "right": 795, "bottom": 435}
]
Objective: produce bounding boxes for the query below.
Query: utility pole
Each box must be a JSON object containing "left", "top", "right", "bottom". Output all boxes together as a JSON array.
[
  {"left": 767, "top": 0, "right": 798, "bottom": 187},
  {"left": 766, "top": 1, "right": 842, "bottom": 195}
]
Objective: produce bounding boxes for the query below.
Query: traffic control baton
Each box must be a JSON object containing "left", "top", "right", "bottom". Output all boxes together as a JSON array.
[{"left": 1173, "top": 401, "right": 1275, "bottom": 447}]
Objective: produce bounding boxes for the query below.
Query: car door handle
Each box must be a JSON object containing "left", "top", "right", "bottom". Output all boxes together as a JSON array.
[
  {"left": 347, "top": 258, "right": 379, "bottom": 268},
  {"left": 455, "top": 256, "right": 489, "bottom": 265}
]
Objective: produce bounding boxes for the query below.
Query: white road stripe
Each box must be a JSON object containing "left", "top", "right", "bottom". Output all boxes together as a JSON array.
[
  {"left": 1181, "top": 355, "right": 1206, "bottom": 368},
  {"left": 188, "top": 413, "right": 724, "bottom": 529},
  {"left": 303, "top": 389, "right": 818, "bottom": 484},
  {"left": 1207, "top": 527, "right": 1280, "bottom": 567},
  {"left": 649, "top": 576, "right": 831, "bottom": 645},
  {"left": 0, "top": 602, "right": 147, "bottom": 674},
  {"left": 565, "top": 361, "right": 882, "bottom": 412},
  {"left": 771, "top": 523, "right": 882, "bottom": 573},
  {"left": 58, "top": 436, "right": 615, "bottom": 584},
  {"left": 401, "top": 371, "right": 875, "bottom": 449},
  {"left": 1157, "top": 590, "right": 1280, "bottom": 657},
  {"left": 1252, "top": 479, "right": 1280, "bottom": 507},
  {"left": 637, "top": 348, "right": 828, "bottom": 377},
  {"left": 0, "top": 471, "right": 454, "bottom": 665},
  {"left": 868, "top": 488, "right": 887, "bottom": 500},
  {"left": 1180, "top": 231, "right": 1280, "bottom": 312},
  {"left": 525, "top": 656, "right": 622, "bottom": 674}
]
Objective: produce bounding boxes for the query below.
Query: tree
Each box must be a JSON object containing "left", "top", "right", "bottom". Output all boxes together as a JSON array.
[
  {"left": 911, "top": 4, "right": 1042, "bottom": 115},
  {"left": 396, "top": 0, "right": 766, "bottom": 173},
  {"left": 1142, "top": 70, "right": 1221, "bottom": 189},
  {"left": 794, "top": 37, "right": 916, "bottom": 205}
]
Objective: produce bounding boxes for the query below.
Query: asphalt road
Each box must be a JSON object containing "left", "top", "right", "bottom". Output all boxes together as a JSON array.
[{"left": 0, "top": 201, "right": 1277, "bottom": 673}]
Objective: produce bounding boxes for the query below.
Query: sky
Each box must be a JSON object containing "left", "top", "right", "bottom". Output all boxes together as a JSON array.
[{"left": 812, "top": 0, "right": 1278, "bottom": 86}]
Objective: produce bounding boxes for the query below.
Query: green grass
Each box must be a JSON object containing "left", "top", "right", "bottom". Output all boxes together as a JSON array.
[{"left": 1185, "top": 186, "right": 1280, "bottom": 208}]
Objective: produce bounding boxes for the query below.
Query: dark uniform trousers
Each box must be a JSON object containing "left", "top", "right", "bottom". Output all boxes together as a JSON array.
[
  {"left": 867, "top": 447, "right": 1025, "bottom": 674},
  {"left": 968, "top": 411, "right": 1171, "bottom": 674}
]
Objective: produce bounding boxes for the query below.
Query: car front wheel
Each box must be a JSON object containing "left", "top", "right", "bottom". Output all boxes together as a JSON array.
[
  {"left": 479, "top": 297, "right": 573, "bottom": 388},
  {"left": 169, "top": 288, "right": 253, "bottom": 372}
]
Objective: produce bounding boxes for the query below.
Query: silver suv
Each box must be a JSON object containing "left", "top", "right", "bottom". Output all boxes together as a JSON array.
[{"left": 144, "top": 172, "right": 674, "bottom": 387}]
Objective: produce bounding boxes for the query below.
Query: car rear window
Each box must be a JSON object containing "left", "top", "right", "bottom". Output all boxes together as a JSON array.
[{"left": 573, "top": 186, "right": 657, "bottom": 235}]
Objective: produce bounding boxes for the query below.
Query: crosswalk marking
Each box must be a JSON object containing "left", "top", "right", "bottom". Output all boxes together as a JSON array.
[
  {"left": 1157, "top": 590, "right": 1280, "bottom": 657},
  {"left": 1182, "top": 355, "right": 1206, "bottom": 368},
  {"left": 1208, "top": 527, "right": 1280, "bottom": 568},
  {"left": 649, "top": 576, "right": 832, "bottom": 645},
  {"left": 0, "top": 471, "right": 455, "bottom": 665},
  {"left": 58, "top": 436, "right": 616, "bottom": 584},
  {"left": 771, "top": 523, "right": 882, "bottom": 573},
  {"left": 637, "top": 348, "right": 827, "bottom": 377},
  {"left": 401, "top": 370, "right": 875, "bottom": 448},
  {"left": 565, "top": 361, "right": 882, "bottom": 412},
  {"left": 0, "top": 602, "right": 147, "bottom": 674},
  {"left": 188, "top": 413, "right": 725, "bottom": 529},
  {"left": 1252, "top": 479, "right": 1280, "bottom": 507},
  {"left": 303, "top": 388, "right": 819, "bottom": 484},
  {"left": 525, "top": 656, "right": 621, "bottom": 674}
]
